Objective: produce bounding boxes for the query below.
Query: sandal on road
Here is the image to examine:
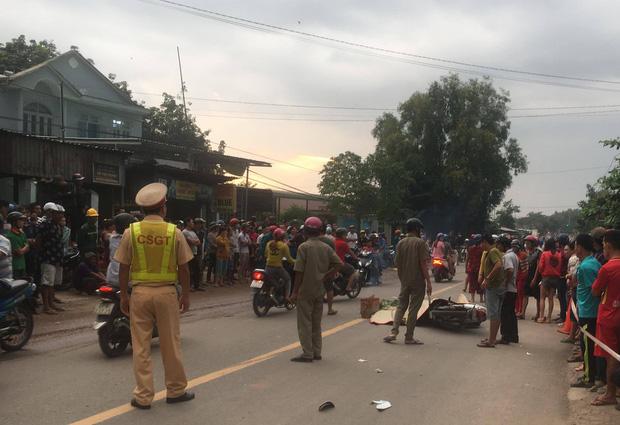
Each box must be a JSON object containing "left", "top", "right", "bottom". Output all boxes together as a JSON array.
[
  {"left": 327, "top": 310, "right": 338, "bottom": 316},
  {"left": 591, "top": 395, "right": 617, "bottom": 406},
  {"left": 383, "top": 334, "right": 397, "bottom": 343},
  {"left": 477, "top": 341, "right": 495, "bottom": 348},
  {"left": 536, "top": 318, "right": 547, "bottom": 323},
  {"left": 405, "top": 339, "right": 423, "bottom": 345}
]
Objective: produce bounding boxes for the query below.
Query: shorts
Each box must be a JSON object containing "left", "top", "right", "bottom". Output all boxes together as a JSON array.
[
  {"left": 485, "top": 287, "right": 505, "bottom": 321},
  {"left": 594, "top": 322, "right": 620, "bottom": 358},
  {"left": 41, "top": 263, "right": 63, "bottom": 287},
  {"left": 215, "top": 259, "right": 228, "bottom": 278},
  {"left": 542, "top": 276, "right": 559, "bottom": 290}
]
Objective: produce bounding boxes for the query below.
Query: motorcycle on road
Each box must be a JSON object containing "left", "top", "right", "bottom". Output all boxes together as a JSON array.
[
  {"left": 326, "top": 256, "right": 362, "bottom": 299},
  {"left": 250, "top": 269, "right": 295, "bottom": 317},
  {"left": 0, "top": 278, "right": 36, "bottom": 352},
  {"left": 431, "top": 257, "right": 454, "bottom": 282},
  {"left": 93, "top": 285, "right": 159, "bottom": 357}
]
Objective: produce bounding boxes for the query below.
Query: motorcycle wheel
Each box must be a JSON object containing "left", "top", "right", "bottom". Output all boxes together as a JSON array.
[
  {"left": 98, "top": 325, "right": 129, "bottom": 358},
  {"left": 252, "top": 292, "right": 271, "bottom": 317},
  {"left": 0, "top": 305, "right": 34, "bottom": 352},
  {"left": 346, "top": 277, "right": 362, "bottom": 299},
  {"left": 433, "top": 271, "right": 441, "bottom": 283}
]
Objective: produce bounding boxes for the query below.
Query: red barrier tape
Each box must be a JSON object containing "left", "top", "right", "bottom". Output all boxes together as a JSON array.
[{"left": 570, "top": 299, "right": 620, "bottom": 362}]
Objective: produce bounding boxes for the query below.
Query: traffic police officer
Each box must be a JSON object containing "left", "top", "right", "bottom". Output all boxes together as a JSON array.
[{"left": 115, "top": 182, "right": 195, "bottom": 409}]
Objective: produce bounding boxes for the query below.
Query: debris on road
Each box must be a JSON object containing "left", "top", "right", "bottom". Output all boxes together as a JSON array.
[
  {"left": 358, "top": 358, "right": 368, "bottom": 363},
  {"left": 371, "top": 400, "right": 392, "bottom": 411},
  {"left": 375, "top": 368, "right": 383, "bottom": 373},
  {"left": 318, "top": 401, "right": 335, "bottom": 412}
]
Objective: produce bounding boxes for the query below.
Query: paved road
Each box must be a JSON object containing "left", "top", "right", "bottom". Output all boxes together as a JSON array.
[{"left": 1, "top": 267, "right": 572, "bottom": 425}]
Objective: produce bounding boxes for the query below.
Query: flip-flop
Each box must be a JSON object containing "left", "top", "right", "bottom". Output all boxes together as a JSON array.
[
  {"left": 591, "top": 396, "right": 617, "bottom": 406},
  {"left": 405, "top": 339, "right": 423, "bottom": 345},
  {"left": 383, "top": 334, "right": 397, "bottom": 343},
  {"left": 327, "top": 310, "right": 338, "bottom": 316},
  {"left": 477, "top": 342, "right": 495, "bottom": 348}
]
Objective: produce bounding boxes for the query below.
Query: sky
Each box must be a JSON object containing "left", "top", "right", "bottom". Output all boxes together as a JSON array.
[{"left": 2, "top": 0, "right": 619, "bottom": 216}]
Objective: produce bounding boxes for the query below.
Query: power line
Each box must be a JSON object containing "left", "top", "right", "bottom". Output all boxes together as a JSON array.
[
  {"left": 249, "top": 169, "right": 315, "bottom": 195},
  {"left": 510, "top": 109, "right": 620, "bottom": 118},
  {"left": 225, "top": 146, "right": 322, "bottom": 172},
  {"left": 147, "top": 0, "right": 620, "bottom": 87},
  {"left": 133, "top": 91, "right": 396, "bottom": 111},
  {"left": 512, "top": 103, "right": 620, "bottom": 111},
  {"left": 525, "top": 166, "right": 609, "bottom": 175},
  {"left": 196, "top": 113, "right": 375, "bottom": 122}
]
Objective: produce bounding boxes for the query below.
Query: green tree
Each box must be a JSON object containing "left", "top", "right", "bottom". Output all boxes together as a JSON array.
[
  {"left": 142, "top": 92, "right": 212, "bottom": 149},
  {"left": 495, "top": 200, "right": 520, "bottom": 229},
  {"left": 279, "top": 205, "right": 308, "bottom": 223},
  {"left": 318, "top": 151, "right": 377, "bottom": 226},
  {"left": 579, "top": 138, "right": 620, "bottom": 229},
  {"left": 0, "top": 35, "right": 59, "bottom": 73},
  {"left": 371, "top": 74, "right": 527, "bottom": 231}
]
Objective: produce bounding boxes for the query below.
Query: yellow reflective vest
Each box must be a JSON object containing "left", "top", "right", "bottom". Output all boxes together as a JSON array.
[{"left": 129, "top": 221, "right": 178, "bottom": 283}]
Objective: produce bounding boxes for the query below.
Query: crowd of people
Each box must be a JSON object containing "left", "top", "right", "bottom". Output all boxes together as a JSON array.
[
  {"left": 0, "top": 198, "right": 394, "bottom": 317},
  {"left": 461, "top": 229, "right": 620, "bottom": 408}
]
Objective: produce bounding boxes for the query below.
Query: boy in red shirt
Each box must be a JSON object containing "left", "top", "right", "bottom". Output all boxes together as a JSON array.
[{"left": 591, "top": 229, "right": 620, "bottom": 407}]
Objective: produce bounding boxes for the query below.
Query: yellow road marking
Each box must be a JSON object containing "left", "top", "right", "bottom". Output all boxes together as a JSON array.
[
  {"left": 71, "top": 282, "right": 462, "bottom": 425},
  {"left": 70, "top": 319, "right": 364, "bottom": 425}
]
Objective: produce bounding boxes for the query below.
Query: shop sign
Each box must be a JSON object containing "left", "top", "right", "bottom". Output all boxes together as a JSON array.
[
  {"left": 167, "top": 180, "right": 198, "bottom": 201},
  {"left": 215, "top": 184, "right": 236, "bottom": 214},
  {"left": 93, "top": 163, "right": 121, "bottom": 185}
]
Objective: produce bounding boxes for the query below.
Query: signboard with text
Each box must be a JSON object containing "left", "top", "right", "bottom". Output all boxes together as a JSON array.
[{"left": 93, "top": 163, "right": 121, "bottom": 185}]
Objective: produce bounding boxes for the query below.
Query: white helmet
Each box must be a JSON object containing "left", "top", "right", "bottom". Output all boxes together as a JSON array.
[
  {"left": 56, "top": 204, "right": 65, "bottom": 212},
  {"left": 43, "top": 202, "right": 59, "bottom": 212}
]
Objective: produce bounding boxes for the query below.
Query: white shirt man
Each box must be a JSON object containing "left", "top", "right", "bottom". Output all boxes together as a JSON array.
[{"left": 346, "top": 229, "right": 358, "bottom": 250}]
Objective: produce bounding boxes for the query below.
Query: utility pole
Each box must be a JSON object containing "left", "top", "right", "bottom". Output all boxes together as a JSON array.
[
  {"left": 244, "top": 164, "right": 250, "bottom": 219},
  {"left": 60, "top": 81, "right": 65, "bottom": 142},
  {"left": 176, "top": 46, "right": 188, "bottom": 123}
]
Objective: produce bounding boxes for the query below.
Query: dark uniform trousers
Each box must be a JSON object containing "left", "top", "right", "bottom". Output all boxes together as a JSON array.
[
  {"left": 130, "top": 285, "right": 188, "bottom": 405},
  {"left": 391, "top": 283, "right": 426, "bottom": 339},
  {"left": 500, "top": 291, "right": 519, "bottom": 342},
  {"left": 297, "top": 294, "right": 324, "bottom": 358}
]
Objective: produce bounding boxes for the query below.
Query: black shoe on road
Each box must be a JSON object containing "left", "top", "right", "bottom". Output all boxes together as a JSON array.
[
  {"left": 313, "top": 355, "right": 322, "bottom": 360},
  {"left": 166, "top": 392, "right": 195, "bottom": 404},
  {"left": 570, "top": 378, "right": 594, "bottom": 388},
  {"left": 130, "top": 399, "right": 151, "bottom": 410}
]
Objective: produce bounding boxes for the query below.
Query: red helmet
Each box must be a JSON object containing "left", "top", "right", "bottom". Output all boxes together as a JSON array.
[
  {"left": 524, "top": 235, "right": 538, "bottom": 244},
  {"left": 273, "top": 228, "right": 285, "bottom": 240},
  {"left": 268, "top": 225, "right": 277, "bottom": 232},
  {"left": 229, "top": 218, "right": 239, "bottom": 226},
  {"left": 304, "top": 216, "right": 322, "bottom": 230}
]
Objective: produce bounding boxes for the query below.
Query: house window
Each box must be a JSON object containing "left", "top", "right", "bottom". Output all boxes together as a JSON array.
[
  {"left": 111, "top": 119, "right": 128, "bottom": 138},
  {"left": 23, "top": 103, "right": 53, "bottom": 136},
  {"left": 78, "top": 114, "right": 100, "bottom": 138}
]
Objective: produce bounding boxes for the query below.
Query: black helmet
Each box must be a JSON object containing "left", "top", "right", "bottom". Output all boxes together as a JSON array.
[
  {"left": 496, "top": 236, "right": 511, "bottom": 249},
  {"left": 113, "top": 213, "right": 137, "bottom": 234},
  {"left": 406, "top": 218, "right": 424, "bottom": 233},
  {"left": 335, "top": 227, "right": 347, "bottom": 238},
  {"left": 7, "top": 211, "right": 26, "bottom": 224}
]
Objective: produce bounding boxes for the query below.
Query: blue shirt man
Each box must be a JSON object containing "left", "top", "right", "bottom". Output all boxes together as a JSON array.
[{"left": 576, "top": 255, "right": 601, "bottom": 318}]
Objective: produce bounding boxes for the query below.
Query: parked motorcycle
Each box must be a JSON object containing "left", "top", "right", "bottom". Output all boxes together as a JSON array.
[
  {"left": 93, "top": 285, "right": 159, "bottom": 357},
  {"left": 59, "top": 247, "right": 80, "bottom": 291},
  {"left": 327, "top": 256, "right": 362, "bottom": 299},
  {"left": 250, "top": 269, "right": 295, "bottom": 317},
  {"left": 431, "top": 257, "right": 454, "bottom": 282},
  {"left": 0, "top": 278, "right": 36, "bottom": 352}
]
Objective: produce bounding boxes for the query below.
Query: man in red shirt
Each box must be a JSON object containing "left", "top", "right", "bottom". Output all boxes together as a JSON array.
[
  {"left": 334, "top": 228, "right": 359, "bottom": 291},
  {"left": 591, "top": 229, "right": 620, "bottom": 407}
]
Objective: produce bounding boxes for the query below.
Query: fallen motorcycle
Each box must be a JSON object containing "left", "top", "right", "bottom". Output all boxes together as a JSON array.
[
  {"left": 0, "top": 278, "right": 37, "bottom": 352},
  {"left": 250, "top": 269, "right": 295, "bottom": 317},
  {"left": 419, "top": 297, "right": 487, "bottom": 329}
]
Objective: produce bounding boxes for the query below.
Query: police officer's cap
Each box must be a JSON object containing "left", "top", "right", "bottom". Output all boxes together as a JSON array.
[{"left": 135, "top": 183, "right": 167, "bottom": 209}]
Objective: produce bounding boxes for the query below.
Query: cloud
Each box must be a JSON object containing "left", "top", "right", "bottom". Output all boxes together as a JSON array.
[{"left": 2, "top": 0, "right": 619, "bottom": 213}]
